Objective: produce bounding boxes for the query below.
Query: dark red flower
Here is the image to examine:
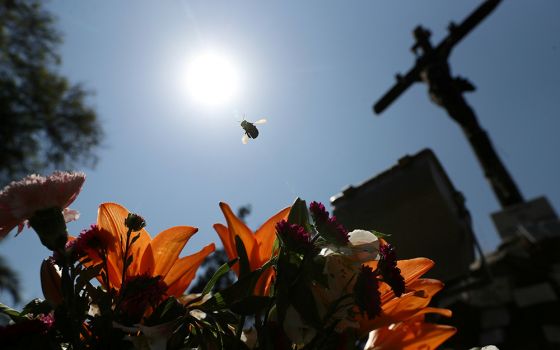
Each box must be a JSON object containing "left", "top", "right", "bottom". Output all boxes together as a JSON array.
[
  {"left": 309, "top": 201, "right": 348, "bottom": 246},
  {"left": 74, "top": 224, "right": 113, "bottom": 260},
  {"left": 0, "top": 313, "right": 54, "bottom": 343},
  {"left": 118, "top": 274, "right": 168, "bottom": 323},
  {"left": 377, "top": 244, "right": 405, "bottom": 297},
  {"left": 354, "top": 265, "right": 381, "bottom": 319},
  {"left": 309, "top": 201, "right": 329, "bottom": 223},
  {"left": 275, "top": 220, "right": 313, "bottom": 254},
  {"left": 38, "top": 313, "right": 55, "bottom": 330}
]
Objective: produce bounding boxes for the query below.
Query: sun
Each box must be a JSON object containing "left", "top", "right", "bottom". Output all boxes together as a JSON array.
[{"left": 185, "top": 51, "right": 241, "bottom": 107}]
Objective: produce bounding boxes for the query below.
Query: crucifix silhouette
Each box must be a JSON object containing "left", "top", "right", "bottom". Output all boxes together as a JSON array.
[{"left": 373, "top": 0, "right": 524, "bottom": 209}]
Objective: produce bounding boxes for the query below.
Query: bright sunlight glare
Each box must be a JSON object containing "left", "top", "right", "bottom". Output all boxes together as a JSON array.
[{"left": 185, "top": 52, "right": 241, "bottom": 107}]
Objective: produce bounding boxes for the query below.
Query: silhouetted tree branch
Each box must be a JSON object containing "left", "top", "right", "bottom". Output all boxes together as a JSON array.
[{"left": 0, "top": 0, "right": 103, "bottom": 186}]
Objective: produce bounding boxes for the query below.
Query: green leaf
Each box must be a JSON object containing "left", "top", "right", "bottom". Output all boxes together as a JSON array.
[
  {"left": 75, "top": 264, "right": 103, "bottom": 292},
  {"left": 287, "top": 198, "right": 312, "bottom": 232},
  {"left": 21, "top": 299, "right": 51, "bottom": 316},
  {"left": 125, "top": 255, "right": 133, "bottom": 269},
  {"left": 145, "top": 297, "right": 183, "bottom": 325},
  {"left": 0, "top": 302, "right": 22, "bottom": 321},
  {"left": 230, "top": 296, "right": 273, "bottom": 315},
  {"left": 371, "top": 230, "right": 391, "bottom": 238},
  {"left": 290, "top": 280, "right": 321, "bottom": 328},
  {"left": 203, "top": 262, "right": 273, "bottom": 312},
  {"left": 235, "top": 236, "right": 251, "bottom": 278},
  {"left": 275, "top": 251, "right": 299, "bottom": 327},
  {"left": 202, "top": 258, "right": 239, "bottom": 295},
  {"left": 130, "top": 232, "right": 141, "bottom": 245},
  {"left": 305, "top": 255, "right": 329, "bottom": 288},
  {"left": 204, "top": 291, "right": 227, "bottom": 311},
  {"left": 271, "top": 236, "right": 281, "bottom": 256}
]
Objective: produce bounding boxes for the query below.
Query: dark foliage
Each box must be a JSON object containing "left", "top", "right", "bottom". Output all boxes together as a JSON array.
[{"left": 0, "top": 0, "right": 102, "bottom": 186}]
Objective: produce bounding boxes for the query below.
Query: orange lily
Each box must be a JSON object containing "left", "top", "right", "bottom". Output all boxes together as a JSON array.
[
  {"left": 359, "top": 257, "right": 456, "bottom": 348},
  {"left": 213, "top": 202, "right": 290, "bottom": 294},
  {"left": 364, "top": 315, "right": 457, "bottom": 350},
  {"left": 94, "top": 202, "right": 215, "bottom": 297}
]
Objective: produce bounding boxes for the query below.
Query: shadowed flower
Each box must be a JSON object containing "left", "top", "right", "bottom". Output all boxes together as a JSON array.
[
  {"left": 377, "top": 244, "right": 405, "bottom": 297},
  {"left": 73, "top": 224, "right": 114, "bottom": 260},
  {"left": 354, "top": 265, "right": 381, "bottom": 319},
  {"left": 38, "top": 313, "right": 55, "bottom": 331},
  {"left": 275, "top": 220, "right": 313, "bottom": 254},
  {"left": 358, "top": 258, "right": 455, "bottom": 342},
  {"left": 0, "top": 312, "right": 55, "bottom": 344},
  {"left": 40, "top": 258, "right": 63, "bottom": 307},
  {"left": 214, "top": 202, "right": 290, "bottom": 295},
  {"left": 309, "top": 201, "right": 348, "bottom": 246},
  {"left": 119, "top": 274, "right": 168, "bottom": 323},
  {"left": 93, "top": 202, "right": 215, "bottom": 297},
  {"left": 309, "top": 201, "right": 329, "bottom": 223},
  {"left": 0, "top": 171, "right": 85, "bottom": 239}
]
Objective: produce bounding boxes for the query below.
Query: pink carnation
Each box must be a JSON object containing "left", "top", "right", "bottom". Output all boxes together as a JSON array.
[{"left": 0, "top": 171, "right": 85, "bottom": 238}]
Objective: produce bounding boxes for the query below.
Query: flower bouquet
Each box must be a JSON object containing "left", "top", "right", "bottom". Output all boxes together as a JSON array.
[{"left": 0, "top": 172, "right": 456, "bottom": 349}]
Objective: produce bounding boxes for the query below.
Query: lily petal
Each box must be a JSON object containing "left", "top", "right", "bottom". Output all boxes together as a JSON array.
[
  {"left": 218, "top": 202, "right": 256, "bottom": 264},
  {"left": 253, "top": 207, "right": 290, "bottom": 267},
  {"left": 140, "top": 226, "right": 198, "bottom": 277},
  {"left": 165, "top": 243, "right": 215, "bottom": 297},
  {"left": 214, "top": 223, "right": 236, "bottom": 259},
  {"left": 359, "top": 279, "right": 445, "bottom": 333},
  {"left": 367, "top": 258, "right": 435, "bottom": 303},
  {"left": 97, "top": 203, "right": 152, "bottom": 285},
  {"left": 365, "top": 319, "right": 457, "bottom": 350}
]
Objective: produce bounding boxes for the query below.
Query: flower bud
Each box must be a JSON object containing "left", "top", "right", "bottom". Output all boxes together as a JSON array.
[
  {"left": 29, "top": 207, "right": 68, "bottom": 252},
  {"left": 124, "top": 213, "right": 146, "bottom": 231},
  {"left": 40, "top": 258, "right": 63, "bottom": 307}
]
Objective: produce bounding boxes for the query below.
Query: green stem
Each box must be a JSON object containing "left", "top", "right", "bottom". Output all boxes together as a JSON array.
[
  {"left": 60, "top": 251, "right": 82, "bottom": 350},
  {"left": 100, "top": 248, "right": 110, "bottom": 290},
  {"left": 235, "top": 315, "right": 246, "bottom": 349},
  {"left": 120, "top": 227, "right": 133, "bottom": 287}
]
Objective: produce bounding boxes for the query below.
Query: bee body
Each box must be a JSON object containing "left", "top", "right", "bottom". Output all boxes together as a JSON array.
[
  {"left": 241, "top": 120, "right": 259, "bottom": 139},
  {"left": 240, "top": 118, "right": 267, "bottom": 144}
]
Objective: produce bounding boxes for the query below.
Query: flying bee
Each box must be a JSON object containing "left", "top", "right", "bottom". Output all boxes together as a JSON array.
[{"left": 240, "top": 118, "right": 267, "bottom": 144}]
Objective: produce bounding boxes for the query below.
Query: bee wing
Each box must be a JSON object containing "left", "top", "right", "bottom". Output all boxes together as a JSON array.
[
  {"left": 253, "top": 118, "right": 267, "bottom": 125},
  {"left": 242, "top": 134, "right": 249, "bottom": 144}
]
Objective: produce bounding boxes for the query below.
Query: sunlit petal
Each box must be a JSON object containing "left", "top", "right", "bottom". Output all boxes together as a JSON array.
[
  {"left": 165, "top": 243, "right": 215, "bottom": 297},
  {"left": 253, "top": 206, "right": 290, "bottom": 266},
  {"left": 97, "top": 203, "right": 152, "bottom": 286},
  {"left": 140, "top": 226, "right": 198, "bottom": 277},
  {"left": 214, "top": 223, "right": 236, "bottom": 261},
  {"left": 367, "top": 257, "right": 435, "bottom": 303},
  {"left": 365, "top": 319, "right": 457, "bottom": 350},
  {"left": 359, "top": 278, "right": 445, "bottom": 333},
  {"left": 218, "top": 202, "right": 256, "bottom": 266}
]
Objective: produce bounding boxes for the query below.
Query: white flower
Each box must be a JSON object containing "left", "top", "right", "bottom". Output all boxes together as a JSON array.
[
  {"left": 347, "top": 229, "right": 380, "bottom": 262},
  {"left": 319, "top": 229, "right": 380, "bottom": 263}
]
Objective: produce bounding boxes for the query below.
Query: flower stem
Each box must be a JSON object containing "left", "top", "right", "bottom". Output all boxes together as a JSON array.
[{"left": 120, "top": 227, "right": 133, "bottom": 287}]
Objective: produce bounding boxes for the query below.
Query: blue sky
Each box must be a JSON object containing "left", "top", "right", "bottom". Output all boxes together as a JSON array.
[{"left": 1, "top": 0, "right": 559, "bottom": 303}]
